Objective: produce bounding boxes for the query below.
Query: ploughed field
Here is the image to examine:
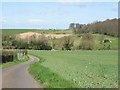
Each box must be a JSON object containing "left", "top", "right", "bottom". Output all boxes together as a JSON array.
[{"left": 28, "top": 50, "right": 118, "bottom": 88}]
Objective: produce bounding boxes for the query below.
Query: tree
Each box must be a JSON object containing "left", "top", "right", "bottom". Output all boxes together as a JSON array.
[
  {"left": 37, "top": 34, "right": 52, "bottom": 50},
  {"left": 69, "top": 23, "right": 75, "bottom": 29},
  {"left": 62, "top": 36, "right": 74, "bottom": 50},
  {"left": 69, "top": 18, "right": 118, "bottom": 37},
  {"left": 80, "top": 33, "right": 95, "bottom": 50},
  {"left": 2, "top": 35, "right": 16, "bottom": 49}
]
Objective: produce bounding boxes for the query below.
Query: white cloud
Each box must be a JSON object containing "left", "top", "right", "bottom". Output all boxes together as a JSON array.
[
  {"left": 1, "top": 0, "right": 119, "bottom": 2},
  {"left": 2, "top": 19, "right": 7, "bottom": 23},
  {"left": 59, "top": 0, "right": 119, "bottom": 2},
  {"left": 59, "top": 0, "right": 93, "bottom": 3},
  {"left": 1, "top": 0, "right": 57, "bottom": 2},
  {"left": 27, "top": 18, "right": 75, "bottom": 25},
  {"left": 0, "top": 17, "right": 7, "bottom": 24},
  {"left": 27, "top": 19, "right": 45, "bottom": 24},
  {"left": 112, "top": 3, "right": 118, "bottom": 11}
]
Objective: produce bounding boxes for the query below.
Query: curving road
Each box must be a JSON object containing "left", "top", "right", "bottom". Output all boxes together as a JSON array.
[{"left": 2, "top": 55, "right": 41, "bottom": 88}]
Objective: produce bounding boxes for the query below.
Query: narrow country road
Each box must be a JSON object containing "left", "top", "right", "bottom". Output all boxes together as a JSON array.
[{"left": 2, "top": 55, "right": 41, "bottom": 88}]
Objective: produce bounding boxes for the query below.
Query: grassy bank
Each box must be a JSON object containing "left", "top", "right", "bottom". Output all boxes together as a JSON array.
[
  {"left": 1, "top": 56, "right": 29, "bottom": 69},
  {"left": 28, "top": 50, "right": 118, "bottom": 88},
  {"left": 29, "top": 61, "right": 78, "bottom": 88}
]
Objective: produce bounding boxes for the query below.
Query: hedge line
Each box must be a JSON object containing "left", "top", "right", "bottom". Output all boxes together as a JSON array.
[{"left": 2, "top": 49, "right": 27, "bottom": 63}]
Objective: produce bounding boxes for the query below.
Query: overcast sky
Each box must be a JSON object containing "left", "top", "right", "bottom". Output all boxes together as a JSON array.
[{"left": 1, "top": 1, "right": 118, "bottom": 29}]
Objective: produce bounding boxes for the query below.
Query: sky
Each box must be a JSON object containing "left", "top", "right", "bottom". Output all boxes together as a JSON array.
[{"left": 1, "top": 1, "right": 119, "bottom": 29}]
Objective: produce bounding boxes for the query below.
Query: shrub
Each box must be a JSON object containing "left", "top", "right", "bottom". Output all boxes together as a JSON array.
[
  {"left": 80, "top": 33, "right": 95, "bottom": 50},
  {"left": 2, "top": 49, "right": 28, "bottom": 63},
  {"left": 62, "top": 36, "right": 74, "bottom": 50},
  {"left": 2, "top": 50, "right": 15, "bottom": 63},
  {"left": 37, "top": 35, "right": 52, "bottom": 50}
]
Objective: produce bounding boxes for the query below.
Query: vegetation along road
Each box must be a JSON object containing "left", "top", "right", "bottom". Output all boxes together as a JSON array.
[{"left": 2, "top": 55, "right": 41, "bottom": 88}]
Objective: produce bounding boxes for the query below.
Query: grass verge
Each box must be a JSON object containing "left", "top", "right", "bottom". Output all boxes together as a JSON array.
[
  {"left": 0, "top": 56, "right": 29, "bottom": 69},
  {"left": 28, "top": 56, "right": 78, "bottom": 88}
]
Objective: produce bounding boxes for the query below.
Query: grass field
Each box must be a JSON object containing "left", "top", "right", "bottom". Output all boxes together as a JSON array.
[
  {"left": 2, "top": 29, "right": 72, "bottom": 35},
  {"left": 28, "top": 50, "right": 118, "bottom": 88}
]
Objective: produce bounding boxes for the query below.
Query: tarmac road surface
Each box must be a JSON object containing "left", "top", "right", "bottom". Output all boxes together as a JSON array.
[{"left": 2, "top": 55, "right": 41, "bottom": 88}]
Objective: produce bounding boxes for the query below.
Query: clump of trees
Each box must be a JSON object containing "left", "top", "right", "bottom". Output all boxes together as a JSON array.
[
  {"left": 2, "top": 49, "right": 27, "bottom": 63},
  {"left": 62, "top": 36, "right": 74, "bottom": 50},
  {"left": 99, "top": 38, "right": 112, "bottom": 50},
  {"left": 28, "top": 34, "right": 52, "bottom": 50},
  {"left": 79, "top": 33, "right": 95, "bottom": 50},
  {"left": 2, "top": 34, "right": 52, "bottom": 50},
  {"left": 69, "top": 18, "right": 118, "bottom": 37},
  {"left": 37, "top": 35, "right": 52, "bottom": 50},
  {"left": 2, "top": 35, "right": 16, "bottom": 49},
  {"left": 50, "top": 36, "right": 74, "bottom": 50}
]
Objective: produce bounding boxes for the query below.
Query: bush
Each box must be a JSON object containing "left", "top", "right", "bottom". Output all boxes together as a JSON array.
[
  {"left": 80, "top": 33, "right": 95, "bottom": 50},
  {"left": 37, "top": 35, "right": 52, "bottom": 50},
  {"left": 2, "top": 49, "right": 28, "bottom": 63},
  {"left": 62, "top": 36, "right": 74, "bottom": 50},
  {"left": 2, "top": 50, "right": 16, "bottom": 63}
]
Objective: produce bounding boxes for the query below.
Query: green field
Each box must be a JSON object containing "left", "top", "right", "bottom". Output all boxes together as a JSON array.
[
  {"left": 2, "top": 29, "right": 118, "bottom": 88},
  {"left": 28, "top": 50, "right": 118, "bottom": 88},
  {"left": 2, "top": 29, "right": 72, "bottom": 35}
]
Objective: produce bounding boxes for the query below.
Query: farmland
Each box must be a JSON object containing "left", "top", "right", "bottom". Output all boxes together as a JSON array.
[
  {"left": 28, "top": 50, "right": 118, "bottom": 88},
  {"left": 2, "top": 29, "right": 118, "bottom": 50},
  {"left": 2, "top": 29, "right": 119, "bottom": 88},
  {"left": 2, "top": 29, "right": 72, "bottom": 35},
  {"left": 2, "top": 2, "right": 119, "bottom": 89}
]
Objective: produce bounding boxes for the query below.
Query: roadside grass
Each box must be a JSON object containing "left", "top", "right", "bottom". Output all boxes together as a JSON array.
[
  {"left": 28, "top": 54, "right": 78, "bottom": 88},
  {"left": 0, "top": 56, "right": 29, "bottom": 69},
  {"left": 29, "top": 61, "right": 78, "bottom": 88},
  {"left": 28, "top": 50, "right": 118, "bottom": 88}
]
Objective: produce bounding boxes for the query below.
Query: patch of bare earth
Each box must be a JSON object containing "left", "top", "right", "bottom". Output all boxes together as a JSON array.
[{"left": 16, "top": 32, "right": 71, "bottom": 40}]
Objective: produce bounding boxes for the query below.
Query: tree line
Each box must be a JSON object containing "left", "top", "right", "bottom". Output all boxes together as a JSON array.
[
  {"left": 2, "top": 34, "right": 52, "bottom": 50},
  {"left": 2, "top": 34, "right": 75, "bottom": 50},
  {"left": 2, "top": 33, "right": 113, "bottom": 50},
  {"left": 69, "top": 18, "right": 118, "bottom": 37}
]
